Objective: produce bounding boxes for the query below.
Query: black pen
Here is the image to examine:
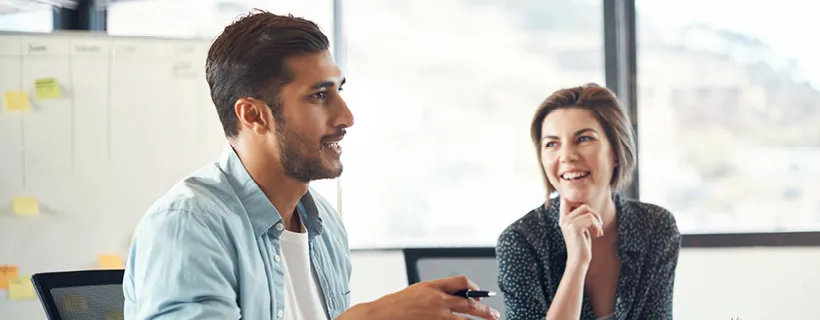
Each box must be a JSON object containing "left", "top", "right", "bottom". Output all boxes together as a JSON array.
[{"left": 450, "top": 289, "right": 497, "bottom": 298}]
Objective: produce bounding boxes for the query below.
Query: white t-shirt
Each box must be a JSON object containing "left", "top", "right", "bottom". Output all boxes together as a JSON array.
[{"left": 281, "top": 227, "right": 329, "bottom": 320}]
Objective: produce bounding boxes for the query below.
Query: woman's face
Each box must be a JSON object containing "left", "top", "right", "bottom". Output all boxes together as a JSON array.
[{"left": 540, "top": 108, "right": 616, "bottom": 203}]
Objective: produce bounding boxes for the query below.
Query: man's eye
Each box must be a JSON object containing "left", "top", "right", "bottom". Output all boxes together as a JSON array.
[{"left": 313, "top": 92, "right": 326, "bottom": 100}]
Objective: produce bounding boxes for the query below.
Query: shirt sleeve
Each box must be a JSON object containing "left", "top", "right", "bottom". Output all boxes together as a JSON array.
[
  {"left": 640, "top": 213, "right": 682, "bottom": 320},
  {"left": 124, "top": 209, "right": 240, "bottom": 320},
  {"left": 496, "top": 228, "right": 549, "bottom": 320}
]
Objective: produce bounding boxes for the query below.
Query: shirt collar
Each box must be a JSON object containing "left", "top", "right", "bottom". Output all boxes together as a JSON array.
[
  {"left": 613, "top": 193, "right": 646, "bottom": 255},
  {"left": 217, "top": 145, "right": 324, "bottom": 239}
]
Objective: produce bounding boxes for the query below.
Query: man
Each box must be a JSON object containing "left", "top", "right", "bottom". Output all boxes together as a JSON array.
[{"left": 122, "top": 10, "right": 499, "bottom": 320}]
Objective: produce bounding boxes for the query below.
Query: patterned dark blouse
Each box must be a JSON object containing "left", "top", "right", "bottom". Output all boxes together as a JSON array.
[{"left": 496, "top": 194, "right": 681, "bottom": 320}]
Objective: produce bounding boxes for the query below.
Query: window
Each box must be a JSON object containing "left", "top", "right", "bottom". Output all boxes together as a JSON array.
[
  {"left": 0, "top": 5, "right": 54, "bottom": 33},
  {"left": 341, "top": 0, "right": 605, "bottom": 248},
  {"left": 106, "top": 0, "right": 333, "bottom": 40},
  {"left": 637, "top": 0, "right": 820, "bottom": 233}
]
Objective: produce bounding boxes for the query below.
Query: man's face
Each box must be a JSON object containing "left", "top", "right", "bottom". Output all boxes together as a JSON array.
[{"left": 265, "top": 50, "right": 353, "bottom": 182}]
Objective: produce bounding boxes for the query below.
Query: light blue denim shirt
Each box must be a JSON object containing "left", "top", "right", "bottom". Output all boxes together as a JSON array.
[{"left": 123, "top": 146, "right": 352, "bottom": 320}]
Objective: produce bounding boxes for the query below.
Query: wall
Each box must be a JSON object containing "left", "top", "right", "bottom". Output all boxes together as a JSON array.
[
  {"left": 350, "top": 248, "right": 820, "bottom": 320},
  {"left": 2, "top": 243, "right": 818, "bottom": 319}
]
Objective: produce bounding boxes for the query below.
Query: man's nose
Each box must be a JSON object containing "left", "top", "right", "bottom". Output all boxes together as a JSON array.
[{"left": 332, "top": 96, "right": 354, "bottom": 129}]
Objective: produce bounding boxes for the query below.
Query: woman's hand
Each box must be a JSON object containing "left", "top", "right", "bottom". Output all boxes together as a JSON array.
[{"left": 558, "top": 197, "right": 604, "bottom": 269}]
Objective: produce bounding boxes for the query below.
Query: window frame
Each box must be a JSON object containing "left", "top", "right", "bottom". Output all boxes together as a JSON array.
[{"left": 53, "top": 0, "right": 106, "bottom": 31}]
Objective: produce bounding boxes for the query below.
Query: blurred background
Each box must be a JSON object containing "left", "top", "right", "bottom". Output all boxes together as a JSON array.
[{"left": 1, "top": 0, "right": 818, "bottom": 319}]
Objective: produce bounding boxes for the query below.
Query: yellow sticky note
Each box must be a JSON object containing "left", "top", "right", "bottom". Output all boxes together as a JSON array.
[
  {"left": 98, "top": 254, "right": 124, "bottom": 269},
  {"left": 8, "top": 275, "right": 35, "bottom": 300},
  {"left": 61, "top": 294, "right": 88, "bottom": 313},
  {"left": 0, "top": 265, "right": 19, "bottom": 289},
  {"left": 105, "top": 311, "right": 124, "bottom": 320},
  {"left": 3, "top": 91, "right": 30, "bottom": 111},
  {"left": 34, "top": 78, "right": 61, "bottom": 99},
  {"left": 12, "top": 196, "right": 40, "bottom": 216}
]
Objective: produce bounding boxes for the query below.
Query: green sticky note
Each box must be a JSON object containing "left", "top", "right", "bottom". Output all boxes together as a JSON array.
[{"left": 34, "top": 78, "right": 61, "bottom": 99}]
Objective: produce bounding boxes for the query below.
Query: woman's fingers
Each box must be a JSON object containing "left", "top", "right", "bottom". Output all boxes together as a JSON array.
[{"left": 567, "top": 208, "right": 604, "bottom": 237}]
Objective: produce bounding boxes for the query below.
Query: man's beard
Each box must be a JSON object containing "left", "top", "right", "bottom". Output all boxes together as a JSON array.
[{"left": 277, "top": 122, "right": 344, "bottom": 183}]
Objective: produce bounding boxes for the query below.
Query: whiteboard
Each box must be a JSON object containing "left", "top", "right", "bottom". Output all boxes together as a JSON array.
[{"left": 0, "top": 31, "right": 338, "bottom": 319}]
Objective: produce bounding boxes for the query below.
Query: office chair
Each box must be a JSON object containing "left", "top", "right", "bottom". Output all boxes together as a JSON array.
[
  {"left": 403, "top": 247, "right": 497, "bottom": 284},
  {"left": 31, "top": 269, "right": 125, "bottom": 320},
  {"left": 403, "top": 247, "right": 506, "bottom": 320}
]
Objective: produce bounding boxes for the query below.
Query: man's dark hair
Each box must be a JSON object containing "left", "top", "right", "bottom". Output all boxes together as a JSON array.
[{"left": 205, "top": 10, "right": 330, "bottom": 138}]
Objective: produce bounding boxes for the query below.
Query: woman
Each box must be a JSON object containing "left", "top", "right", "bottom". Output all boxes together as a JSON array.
[{"left": 496, "top": 83, "right": 681, "bottom": 320}]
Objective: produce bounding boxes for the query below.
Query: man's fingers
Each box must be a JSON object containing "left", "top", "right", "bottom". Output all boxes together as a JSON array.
[
  {"left": 429, "top": 275, "right": 479, "bottom": 293},
  {"left": 446, "top": 296, "right": 500, "bottom": 320}
]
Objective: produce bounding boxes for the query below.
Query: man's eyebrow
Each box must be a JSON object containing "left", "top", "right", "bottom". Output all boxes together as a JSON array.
[{"left": 310, "top": 77, "right": 345, "bottom": 90}]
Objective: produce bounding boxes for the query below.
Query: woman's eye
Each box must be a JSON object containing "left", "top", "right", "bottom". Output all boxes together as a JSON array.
[
  {"left": 578, "top": 136, "right": 593, "bottom": 142},
  {"left": 544, "top": 141, "right": 556, "bottom": 148}
]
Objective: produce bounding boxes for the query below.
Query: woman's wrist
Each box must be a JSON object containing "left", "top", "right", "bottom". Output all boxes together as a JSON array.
[{"left": 565, "top": 258, "right": 591, "bottom": 274}]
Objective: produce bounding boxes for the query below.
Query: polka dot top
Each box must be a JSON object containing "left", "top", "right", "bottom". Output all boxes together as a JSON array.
[{"left": 496, "top": 194, "right": 681, "bottom": 320}]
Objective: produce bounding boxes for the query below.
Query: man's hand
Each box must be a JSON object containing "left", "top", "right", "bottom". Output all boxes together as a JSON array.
[{"left": 338, "top": 276, "right": 500, "bottom": 320}]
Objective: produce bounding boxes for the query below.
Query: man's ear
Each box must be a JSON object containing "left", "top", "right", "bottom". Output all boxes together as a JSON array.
[{"left": 234, "top": 98, "right": 270, "bottom": 135}]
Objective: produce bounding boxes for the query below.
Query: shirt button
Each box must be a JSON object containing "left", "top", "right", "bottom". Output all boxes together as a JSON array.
[
  {"left": 277, "top": 309, "right": 283, "bottom": 318},
  {"left": 275, "top": 223, "right": 284, "bottom": 231},
  {"left": 274, "top": 255, "right": 281, "bottom": 262}
]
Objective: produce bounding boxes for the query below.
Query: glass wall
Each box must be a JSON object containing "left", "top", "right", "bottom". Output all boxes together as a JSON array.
[
  {"left": 100, "top": 0, "right": 820, "bottom": 246},
  {"left": 0, "top": 6, "right": 53, "bottom": 33},
  {"left": 107, "top": 0, "right": 333, "bottom": 39},
  {"left": 636, "top": 0, "right": 820, "bottom": 234},
  {"left": 340, "top": 0, "right": 605, "bottom": 248}
]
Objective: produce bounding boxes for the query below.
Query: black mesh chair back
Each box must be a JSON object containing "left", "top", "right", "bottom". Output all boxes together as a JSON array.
[
  {"left": 403, "top": 247, "right": 505, "bottom": 320},
  {"left": 30, "top": 269, "right": 125, "bottom": 320}
]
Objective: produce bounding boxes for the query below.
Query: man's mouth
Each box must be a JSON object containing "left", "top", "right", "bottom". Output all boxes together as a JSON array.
[
  {"left": 321, "top": 129, "right": 346, "bottom": 154},
  {"left": 322, "top": 140, "right": 341, "bottom": 152}
]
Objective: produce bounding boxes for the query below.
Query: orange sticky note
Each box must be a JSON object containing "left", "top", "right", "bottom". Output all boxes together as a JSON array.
[
  {"left": 3, "top": 91, "right": 30, "bottom": 111},
  {"left": 9, "top": 275, "right": 35, "bottom": 300},
  {"left": 98, "top": 254, "right": 124, "bottom": 269},
  {"left": 0, "top": 265, "right": 19, "bottom": 289},
  {"left": 13, "top": 196, "right": 40, "bottom": 216}
]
